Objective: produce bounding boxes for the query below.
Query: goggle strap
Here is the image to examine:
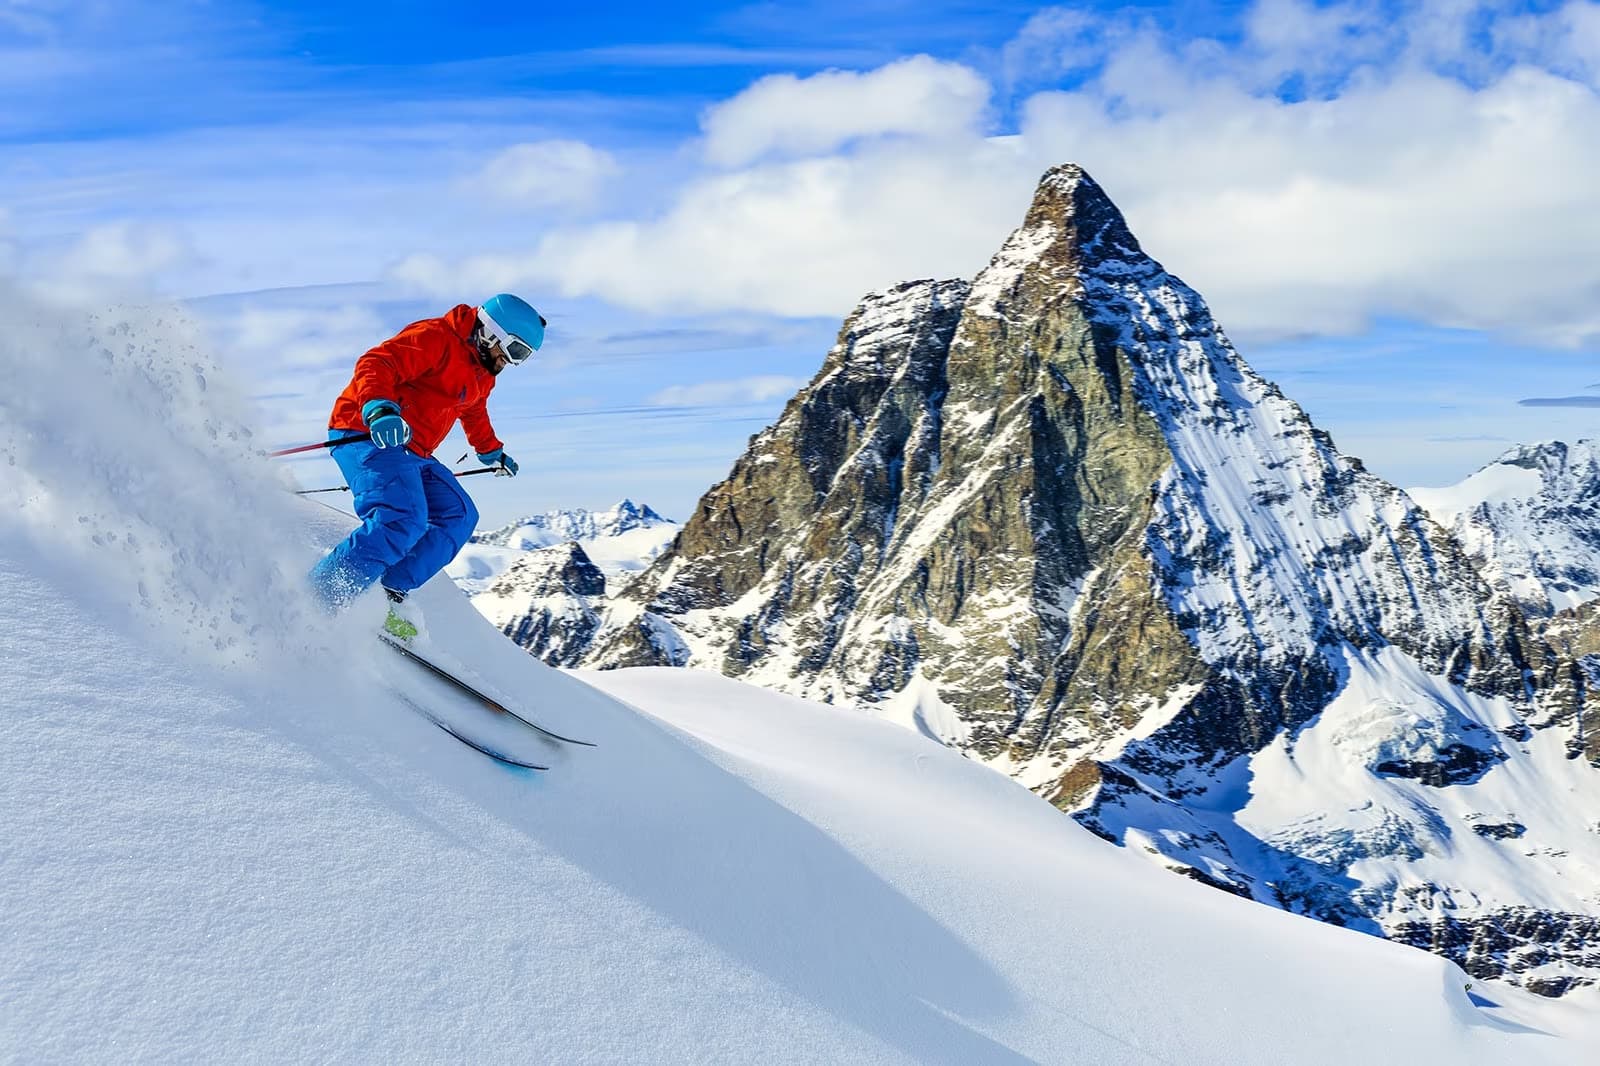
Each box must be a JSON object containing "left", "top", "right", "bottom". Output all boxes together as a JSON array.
[{"left": 478, "top": 307, "right": 511, "bottom": 345}]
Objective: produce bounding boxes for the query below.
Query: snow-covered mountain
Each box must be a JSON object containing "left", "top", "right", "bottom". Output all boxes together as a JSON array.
[
  {"left": 11, "top": 292, "right": 1596, "bottom": 1061},
  {"left": 1410, "top": 441, "right": 1600, "bottom": 616},
  {"left": 447, "top": 499, "right": 678, "bottom": 595},
  {"left": 569, "top": 165, "right": 1600, "bottom": 995},
  {"left": 471, "top": 541, "right": 607, "bottom": 666}
]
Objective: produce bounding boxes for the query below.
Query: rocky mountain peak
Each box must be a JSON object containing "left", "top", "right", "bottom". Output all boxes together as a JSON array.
[
  {"left": 485, "top": 542, "right": 605, "bottom": 599},
  {"left": 610, "top": 498, "right": 668, "bottom": 526},
  {"left": 472, "top": 542, "right": 607, "bottom": 666},
  {"left": 1025, "top": 163, "right": 1146, "bottom": 266}
]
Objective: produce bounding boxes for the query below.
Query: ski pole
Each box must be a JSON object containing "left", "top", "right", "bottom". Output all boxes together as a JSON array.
[
  {"left": 268, "top": 433, "right": 372, "bottom": 458},
  {"left": 293, "top": 465, "right": 504, "bottom": 495}
]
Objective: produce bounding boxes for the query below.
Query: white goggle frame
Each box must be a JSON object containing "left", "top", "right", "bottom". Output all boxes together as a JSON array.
[{"left": 478, "top": 308, "right": 537, "bottom": 364}]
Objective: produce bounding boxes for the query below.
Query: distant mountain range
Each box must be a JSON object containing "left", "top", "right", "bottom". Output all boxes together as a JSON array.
[
  {"left": 1410, "top": 440, "right": 1600, "bottom": 617},
  {"left": 465, "top": 166, "right": 1600, "bottom": 997},
  {"left": 446, "top": 499, "right": 679, "bottom": 596},
  {"left": 448, "top": 501, "right": 679, "bottom": 665}
]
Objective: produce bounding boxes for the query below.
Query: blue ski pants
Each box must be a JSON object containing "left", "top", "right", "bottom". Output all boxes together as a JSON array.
[{"left": 308, "top": 437, "right": 479, "bottom": 609}]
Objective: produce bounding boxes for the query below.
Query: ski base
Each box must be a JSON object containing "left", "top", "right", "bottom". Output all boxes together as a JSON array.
[
  {"left": 378, "top": 634, "right": 597, "bottom": 748},
  {"left": 398, "top": 695, "right": 550, "bottom": 770}
]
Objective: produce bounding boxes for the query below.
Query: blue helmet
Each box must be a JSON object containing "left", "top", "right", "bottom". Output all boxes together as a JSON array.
[{"left": 478, "top": 293, "right": 546, "bottom": 364}]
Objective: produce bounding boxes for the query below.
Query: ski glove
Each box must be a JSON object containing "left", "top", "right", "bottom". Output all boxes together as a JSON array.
[
  {"left": 477, "top": 448, "right": 519, "bottom": 477},
  {"left": 362, "top": 399, "right": 412, "bottom": 450}
]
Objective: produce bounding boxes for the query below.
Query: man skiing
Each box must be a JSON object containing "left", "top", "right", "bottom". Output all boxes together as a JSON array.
[{"left": 308, "top": 293, "right": 545, "bottom": 634}]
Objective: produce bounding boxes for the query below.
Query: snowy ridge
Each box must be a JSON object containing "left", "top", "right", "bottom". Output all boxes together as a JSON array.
[
  {"left": 450, "top": 499, "right": 679, "bottom": 595},
  {"left": 1409, "top": 441, "right": 1600, "bottom": 615},
  {"left": 1087, "top": 223, "right": 1492, "bottom": 679},
  {"left": 474, "top": 498, "right": 672, "bottom": 547}
]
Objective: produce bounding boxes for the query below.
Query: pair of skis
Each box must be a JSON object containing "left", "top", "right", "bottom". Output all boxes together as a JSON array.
[{"left": 380, "top": 634, "right": 594, "bottom": 770}]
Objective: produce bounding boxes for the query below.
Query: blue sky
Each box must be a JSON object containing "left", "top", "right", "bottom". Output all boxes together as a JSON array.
[{"left": 6, "top": 0, "right": 1600, "bottom": 524}]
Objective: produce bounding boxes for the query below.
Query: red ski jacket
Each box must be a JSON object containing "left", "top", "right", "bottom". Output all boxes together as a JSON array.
[{"left": 329, "top": 303, "right": 504, "bottom": 459}]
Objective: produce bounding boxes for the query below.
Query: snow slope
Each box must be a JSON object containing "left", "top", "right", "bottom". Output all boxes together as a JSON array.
[
  {"left": 3, "top": 293, "right": 1599, "bottom": 1062},
  {"left": 9, "top": 546, "right": 1600, "bottom": 1064}
]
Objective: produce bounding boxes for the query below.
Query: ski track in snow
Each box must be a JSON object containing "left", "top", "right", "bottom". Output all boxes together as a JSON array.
[{"left": 3, "top": 290, "right": 1600, "bottom": 1062}]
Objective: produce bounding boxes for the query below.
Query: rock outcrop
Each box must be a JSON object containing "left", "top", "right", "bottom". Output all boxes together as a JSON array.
[{"left": 473, "top": 543, "right": 606, "bottom": 666}]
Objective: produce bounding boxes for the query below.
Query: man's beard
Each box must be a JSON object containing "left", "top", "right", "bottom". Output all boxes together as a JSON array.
[{"left": 475, "top": 341, "right": 504, "bottom": 375}]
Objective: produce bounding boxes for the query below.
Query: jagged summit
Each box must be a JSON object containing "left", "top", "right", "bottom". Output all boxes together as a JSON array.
[
  {"left": 611, "top": 498, "right": 668, "bottom": 524},
  {"left": 961, "top": 164, "right": 1160, "bottom": 352},
  {"left": 1024, "top": 163, "right": 1146, "bottom": 264}
]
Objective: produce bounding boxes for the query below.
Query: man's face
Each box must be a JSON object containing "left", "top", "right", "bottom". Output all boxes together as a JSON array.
[{"left": 481, "top": 337, "right": 510, "bottom": 376}]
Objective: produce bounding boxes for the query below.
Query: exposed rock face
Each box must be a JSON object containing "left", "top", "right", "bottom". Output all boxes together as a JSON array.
[
  {"left": 1391, "top": 908, "right": 1600, "bottom": 998},
  {"left": 473, "top": 543, "right": 605, "bottom": 666},
  {"left": 575, "top": 164, "right": 1600, "bottom": 995}
]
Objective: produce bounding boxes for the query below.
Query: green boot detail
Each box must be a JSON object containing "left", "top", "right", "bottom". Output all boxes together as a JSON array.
[{"left": 385, "top": 607, "right": 419, "bottom": 642}]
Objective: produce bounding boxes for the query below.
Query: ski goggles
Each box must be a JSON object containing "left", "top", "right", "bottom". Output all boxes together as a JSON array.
[{"left": 478, "top": 308, "right": 545, "bottom": 365}]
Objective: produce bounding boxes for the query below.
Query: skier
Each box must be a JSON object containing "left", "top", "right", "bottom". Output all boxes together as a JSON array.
[{"left": 308, "top": 293, "right": 545, "bottom": 636}]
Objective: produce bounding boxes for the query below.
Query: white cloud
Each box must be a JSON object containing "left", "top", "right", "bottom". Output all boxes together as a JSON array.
[
  {"left": 699, "top": 54, "right": 991, "bottom": 167},
  {"left": 1498, "top": 1, "right": 1600, "bottom": 86},
  {"left": 504, "top": 145, "right": 1033, "bottom": 317},
  {"left": 1021, "top": 61, "right": 1600, "bottom": 346},
  {"left": 22, "top": 221, "right": 196, "bottom": 302},
  {"left": 646, "top": 375, "right": 808, "bottom": 407},
  {"left": 1242, "top": 0, "right": 1393, "bottom": 86},
  {"left": 225, "top": 303, "right": 390, "bottom": 372},
  {"left": 999, "top": 8, "right": 1112, "bottom": 89},
  {"left": 386, "top": 2, "right": 1600, "bottom": 351},
  {"left": 469, "top": 139, "right": 620, "bottom": 209},
  {"left": 53, "top": 221, "right": 191, "bottom": 281}
]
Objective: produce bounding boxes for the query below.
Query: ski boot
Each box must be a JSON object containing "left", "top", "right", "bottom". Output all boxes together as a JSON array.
[{"left": 382, "top": 586, "right": 421, "bottom": 642}]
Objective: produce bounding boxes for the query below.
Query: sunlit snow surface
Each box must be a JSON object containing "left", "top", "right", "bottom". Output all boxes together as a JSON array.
[{"left": 3, "top": 293, "right": 1599, "bottom": 1063}]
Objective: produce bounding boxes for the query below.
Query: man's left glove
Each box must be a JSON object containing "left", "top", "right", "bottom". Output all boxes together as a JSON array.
[
  {"left": 361, "top": 398, "right": 412, "bottom": 450},
  {"left": 477, "top": 448, "right": 519, "bottom": 477}
]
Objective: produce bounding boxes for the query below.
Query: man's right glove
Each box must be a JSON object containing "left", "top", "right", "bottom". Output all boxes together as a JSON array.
[
  {"left": 476, "top": 448, "right": 519, "bottom": 477},
  {"left": 362, "top": 399, "right": 412, "bottom": 449}
]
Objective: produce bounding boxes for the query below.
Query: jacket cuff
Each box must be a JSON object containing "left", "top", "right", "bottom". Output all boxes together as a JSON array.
[{"left": 361, "top": 398, "right": 400, "bottom": 424}]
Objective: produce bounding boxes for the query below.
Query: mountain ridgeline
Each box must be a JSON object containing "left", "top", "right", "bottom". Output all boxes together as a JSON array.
[{"left": 544, "top": 164, "right": 1598, "bottom": 994}]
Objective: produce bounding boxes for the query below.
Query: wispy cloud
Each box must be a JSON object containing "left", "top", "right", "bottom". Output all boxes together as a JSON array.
[
  {"left": 466, "top": 140, "right": 622, "bottom": 210},
  {"left": 1518, "top": 396, "right": 1600, "bottom": 408},
  {"left": 699, "top": 55, "right": 989, "bottom": 166},
  {"left": 646, "top": 375, "right": 807, "bottom": 406}
]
